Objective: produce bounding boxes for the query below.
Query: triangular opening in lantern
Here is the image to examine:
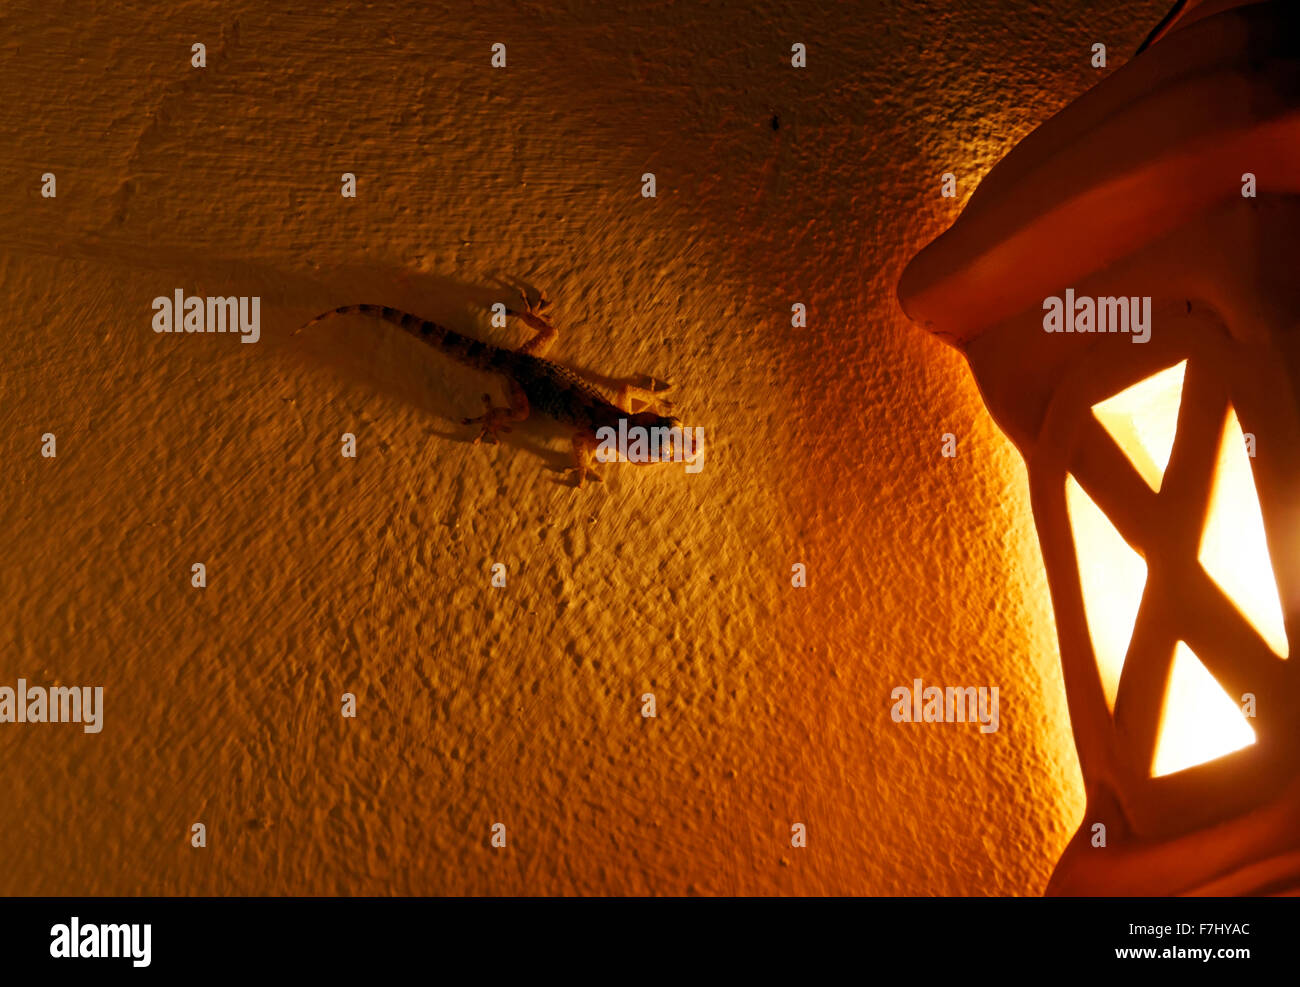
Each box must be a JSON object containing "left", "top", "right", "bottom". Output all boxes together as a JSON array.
[
  {"left": 1091, "top": 360, "right": 1186, "bottom": 492},
  {"left": 1197, "top": 407, "right": 1289, "bottom": 659},
  {"left": 1066, "top": 474, "right": 1146, "bottom": 711},
  {"left": 1151, "top": 642, "right": 1255, "bottom": 777}
]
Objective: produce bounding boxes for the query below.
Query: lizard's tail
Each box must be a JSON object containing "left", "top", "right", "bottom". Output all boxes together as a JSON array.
[{"left": 294, "top": 303, "right": 505, "bottom": 372}]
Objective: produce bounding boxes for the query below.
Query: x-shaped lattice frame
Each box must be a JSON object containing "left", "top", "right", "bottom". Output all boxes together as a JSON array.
[{"left": 1026, "top": 321, "right": 1300, "bottom": 839}]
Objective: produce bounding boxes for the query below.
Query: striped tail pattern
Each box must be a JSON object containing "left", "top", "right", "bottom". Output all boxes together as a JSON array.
[{"left": 295, "top": 303, "right": 510, "bottom": 373}]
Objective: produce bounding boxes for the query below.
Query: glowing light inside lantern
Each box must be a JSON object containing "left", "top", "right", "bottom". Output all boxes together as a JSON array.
[
  {"left": 1066, "top": 475, "right": 1146, "bottom": 711},
  {"left": 1152, "top": 642, "right": 1255, "bottom": 777},
  {"left": 1198, "top": 407, "right": 1289, "bottom": 659},
  {"left": 1091, "top": 360, "right": 1186, "bottom": 492},
  {"left": 1070, "top": 366, "right": 1281, "bottom": 777}
]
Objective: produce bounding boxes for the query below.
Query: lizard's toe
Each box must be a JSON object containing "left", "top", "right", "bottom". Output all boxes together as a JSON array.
[
  {"left": 630, "top": 374, "right": 671, "bottom": 393},
  {"left": 519, "top": 288, "right": 552, "bottom": 321}
]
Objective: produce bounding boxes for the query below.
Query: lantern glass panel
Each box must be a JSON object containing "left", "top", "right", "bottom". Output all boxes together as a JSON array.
[
  {"left": 1065, "top": 474, "right": 1145, "bottom": 711},
  {"left": 1152, "top": 642, "right": 1256, "bottom": 778},
  {"left": 1198, "top": 408, "right": 1289, "bottom": 660},
  {"left": 1091, "top": 360, "right": 1186, "bottom": 493}
]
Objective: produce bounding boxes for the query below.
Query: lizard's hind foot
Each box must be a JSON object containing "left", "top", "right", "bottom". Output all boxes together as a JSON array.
[
  {"left": 564, "top": 466, "right": 603, "bottom": 488},
  {"left": 566, "top": 430, "right": 602, "bottom": 487},
  {"left": 511, "top": 287, "right": 551, "bottom": 320},
  {"left": 508, "top": 289, "right": 558, "bottom": 355},
  {"left": 505, "top": 288, "right": 552, "bottom": 326},
  {"left": 461, "top": 393, "right": 515, "bottom": 445}
]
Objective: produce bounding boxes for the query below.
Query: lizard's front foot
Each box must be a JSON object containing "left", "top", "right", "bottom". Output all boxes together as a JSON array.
[
  {"left": 617, "top": 375, "right": 675, "bottom": 414},
  {"left": 462, "top": 393, "right": 514, "bottom": 445}
]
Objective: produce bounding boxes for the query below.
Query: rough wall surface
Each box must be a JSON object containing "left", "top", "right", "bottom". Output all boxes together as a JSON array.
[{"left": 0, "top": 0, "right": 1163, "bottom": 895}]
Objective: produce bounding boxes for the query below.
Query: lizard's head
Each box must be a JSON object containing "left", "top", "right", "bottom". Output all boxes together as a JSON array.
[{"left": 626, "top": 411, "right": 686, "bottom": 464}]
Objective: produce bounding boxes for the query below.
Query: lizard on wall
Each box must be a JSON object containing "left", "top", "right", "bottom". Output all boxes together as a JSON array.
[{"left": 296, "top": 291, "right": 681, "bottom": 486}]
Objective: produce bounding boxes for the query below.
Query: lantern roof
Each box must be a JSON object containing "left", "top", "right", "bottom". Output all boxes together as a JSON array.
[{"left": 898, "top": 0, "right": 1300, "bottom": 348}]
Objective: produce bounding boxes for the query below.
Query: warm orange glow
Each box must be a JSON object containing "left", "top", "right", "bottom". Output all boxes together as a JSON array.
[
  {"left": 1076, "top": 368, "right": 1280, "bottom": 775},
  {"left": 1151, "top": 642, "right": 1255, "bottom": 777},
  {"left": 1066, "top": 474, "right": 1145, "bottom": 711},
  {"left": 1199, "top": 407, "right": 1289, "bottom": 659},
  {"left": 1091, "top": 360, "right": 1185, "bottom": 492}
]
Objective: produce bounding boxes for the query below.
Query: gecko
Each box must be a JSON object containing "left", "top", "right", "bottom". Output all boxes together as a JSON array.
[{"left": 295, "top": 290, "right": 681, "bottom": 486}]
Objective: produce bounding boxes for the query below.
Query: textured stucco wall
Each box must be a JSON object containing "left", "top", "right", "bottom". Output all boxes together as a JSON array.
[{"left": 0, "top": 0, "right": 1164, "bottom": 895}]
